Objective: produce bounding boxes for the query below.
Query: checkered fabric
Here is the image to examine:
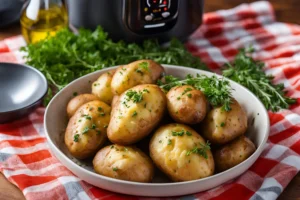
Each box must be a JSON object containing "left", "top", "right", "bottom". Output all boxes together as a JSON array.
[{"left": 0, "top": 1, "right": 299, "bottom": 199}]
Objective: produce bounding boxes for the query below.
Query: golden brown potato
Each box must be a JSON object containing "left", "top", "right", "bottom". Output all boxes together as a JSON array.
[
  {"left": 66, "top": 94, "right": 99, "bottom": 118},
  {"left": 214, "top": 136, "right": 256, "bottom": 172},
  {"left": 166, "top": 85, "right": 207, "bottom": 124},
  {"left": 93, "top": 144, "right": 154, "bottom": 182},
  {"left": 108, "top": 84, "right": 167, "bottom": 145},
  {"left": 201, "top": 99, "right": 247, "bottom": 144},
  {"left": 111, "top": 60, "right": 165, "bottom": 95},
  {"left": 65, "top": 100, "right": 111, "bottom": 159},
  {"left": 92, "top": 70, "right": 115, "bottom": 105},
  {"left": 150, "top": 124, "right": 214, "bottom": 182}
]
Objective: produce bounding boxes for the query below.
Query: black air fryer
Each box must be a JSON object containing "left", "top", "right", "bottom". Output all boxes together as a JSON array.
[{"left": 66, "top": 0, "right": 204, "bottom": 43}]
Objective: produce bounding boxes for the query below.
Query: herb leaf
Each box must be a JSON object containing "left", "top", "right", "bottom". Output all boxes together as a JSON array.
[
  {"left": 186, "top": 141, "right": 211, "bottom": 159},
  {"left": 222, "top": 47, "right": 296, "bottom": 112}
]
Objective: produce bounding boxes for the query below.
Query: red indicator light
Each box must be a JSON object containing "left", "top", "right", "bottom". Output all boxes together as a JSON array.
[
  {"left": 163, "top": 1, "right": 167, "bottom": 5},
  {"left": 164, "top": 7, "right": 168, "bottom": 11}
]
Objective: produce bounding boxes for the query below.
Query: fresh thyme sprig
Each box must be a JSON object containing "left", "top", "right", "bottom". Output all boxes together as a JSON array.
[
  {"left": 158, "top": 74, "right": 233, "bottom": 111},
  {"left": 222, "top": 47, "right": 296, "bottom": 112}
]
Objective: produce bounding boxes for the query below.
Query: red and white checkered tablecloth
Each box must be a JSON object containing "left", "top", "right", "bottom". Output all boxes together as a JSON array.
[{"left": 1, "top": 1, "right": 300, "bottom": 199}]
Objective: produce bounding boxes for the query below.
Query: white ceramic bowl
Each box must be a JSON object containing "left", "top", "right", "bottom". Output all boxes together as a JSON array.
[{"left": 44, "top": 65, "right": 269, "bottom": 197}]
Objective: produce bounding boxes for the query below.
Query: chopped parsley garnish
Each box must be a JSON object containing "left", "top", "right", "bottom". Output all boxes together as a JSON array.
[
  {"left": 111, "top": 145, "right": 114, "bottom": 149},
  {"left": 168, "top": 139, "right": 172, "bottom": 145},
  {"left": 143, "top": 89, "right": 150, "bottom": 93},
  {"left": 98, "top": 107, "right": 102, "bottom": 111},
  {"left": 187, "top": 93, "right": 192, "bottom": 98},
  {"left": 125, "top": 90, "right": 143, "bottom": 103},
  {"left": 74, "top": 134, "right": 79, "bottom": 142},
  {"left": 172, "top": 130, "right": 185, "bottom": 136},
  {"left": 73, "top": 92, "right": 78, "bottom": 96},
  {"left": 186, "top": 141, "right": 211, "bottom": 159},
  {"left": 91, "top": 124, "right": 96, "bottom": 129},
  {"left": 220, "top": 122, "right": 226, "bottom": 127},
  {"left": 96, "top": 130, "right": 101, "bottom": 135},
  {"left": 186, "top": 131, "right": 192, "bottom": 136},
  {"left": 139, "top": 61, "right": 149, "bottom": 71},
  {"left": 132, "top": 111, "right": 137, "bottom": 117},
  {"left": 82, "top": 127, "right": 89, "bottom": 134},
  {"left": 103, "top": 125, "right": 108, "bottom": 128},
  {"left": 99, "top": 112, "right": 105, "bottom": 116},
  {"left": 112, "top": 167, "right": 118, "bottom": 171},
  {"left": 85, "top": 115, "right": 92, "bottom": 120}
]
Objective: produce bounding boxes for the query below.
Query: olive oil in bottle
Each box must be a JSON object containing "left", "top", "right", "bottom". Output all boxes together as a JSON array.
[{"left": 20, "top": 0, "right": 68, "bottom": 44}]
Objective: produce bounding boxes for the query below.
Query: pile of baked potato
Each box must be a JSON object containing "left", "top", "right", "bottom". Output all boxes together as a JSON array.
[{"left": 64, "top": 60, "right": 256, "bottom": 183}]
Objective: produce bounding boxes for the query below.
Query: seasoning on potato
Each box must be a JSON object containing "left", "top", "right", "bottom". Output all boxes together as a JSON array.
[
  {"left": 108, "top": 84, "right": 167, "bottom": 145},
  {"left": 66, "top": 94, "right": 99, "bottom": 118},
  {"left": 93, "top": 144, "right": 154, "bottom": 182},
  {"left": 214, "top": 136, "right": 256, "bottom": 172},
  {"left": 150, "top": 123, "right": 214, "bottom": 182},
  {"left": 65, "top": 100, "right": 111, "bottom": 159},
  {"left": 111, "top": 60, "right": 165, "bottom": 95},
  {"left": 166, "top": 85, "right": 207, "bottom": 124},
  {"left": 201, "top": 99, "right": 247, "bottom": 144},
  {"left": 92, "top": 70, "right": 115, "bottom": 105}
]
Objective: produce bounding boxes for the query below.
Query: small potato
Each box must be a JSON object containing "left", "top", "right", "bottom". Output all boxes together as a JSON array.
[
  {"left": 214, "top": 136, "right": 256, "bottom": 172},
  {"left": 111, "top": 60, "right": 165, "bottom": 95},
  {"left": 65, "top": 100, "right": 111, "bottom": 159},
  {"left": 108, "top": 84, "right": 167, "bottom": 145},
  {"left": 67, "top": 94, "right": 99, "bottom": 118},
  {"left": 166, "top": 85, "right": 207, "bottom": 124},
  {"left": 201, "top": 99, "right": 247, "bottom": 144},
  {"left": 93, "top": 144, "right": 154, "bottom": 182},
  {"left": 92, "top": 70, "right": 115, "bottom": 105},
  {"left": 150, "top": 124, "right": 214, "bottom": 182}
]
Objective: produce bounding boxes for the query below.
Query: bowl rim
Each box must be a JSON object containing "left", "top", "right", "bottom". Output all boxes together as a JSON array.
[
  {"left": 0, "top": 62, "right": 48, "bottom": 114},
  {"left": 44, "top": 64, "right": 270, "bottom": 187}
]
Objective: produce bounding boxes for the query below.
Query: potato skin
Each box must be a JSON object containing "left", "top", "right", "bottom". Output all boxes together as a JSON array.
[
  {"left": 201, "top": 99, "right": 247, "bottom": 144},
  {"left": 111, "top": 95, "right": 119, "bottom": 108},
  {"left": 150, "top": 124, "right": 214, "bottom": 182},
  {"left": 111, "top": 60, "right": 165, "bottom": 95},
  {"left": 214, "top": 136, "right": 256, "bottom": 172},
  {"left": 65, "top": 100, "right": 111, "bottom": 159},
  {"left": 93, "top": 145, "right": 154, "bottom": 182},
  {"left": 167, "top": 85, "right": 207, "bottom": 124},
  {"left": 108, "top": 84, "right": 167, "bottom": 145},
  {"left": 92, "top": 70, "right": 115, "bottom": 105},
  {"left": 66, "top": 94, "right": 99, "bottom": 118}
]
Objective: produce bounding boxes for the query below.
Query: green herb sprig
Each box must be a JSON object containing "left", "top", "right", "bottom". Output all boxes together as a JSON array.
[
  {"left": 222, "top": 47, "right": 296, "bottom": 112},
  {"left": 159, "top": 74, "right": 233, "bottom": 111},
  {"left": 186, "top": 141, "right": 211, "bottom": 159}
]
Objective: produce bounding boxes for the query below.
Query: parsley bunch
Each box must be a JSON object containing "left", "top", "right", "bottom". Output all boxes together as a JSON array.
[
  {"left": 222, "top": 48, "right": 296, "bottom": 112},
  {"left": 20, "top": 26, "right": 207, "bottom": 104},
  {"left": 158, "top": 74, "right": 233, "bottom": 111}
]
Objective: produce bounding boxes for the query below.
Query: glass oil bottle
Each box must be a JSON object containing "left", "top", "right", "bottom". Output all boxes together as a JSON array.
[{"left": 20, "top": 0, "right": 68, "bottom": 44}]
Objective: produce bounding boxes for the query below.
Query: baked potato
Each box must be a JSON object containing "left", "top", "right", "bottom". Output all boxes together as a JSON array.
[
  {"left": 214, "top": 136, "right": 256, "bottom": 172},
  {"left": 111, "top": 95, "right": 119, "bottom": 108},
  {"left": 66, "top": 94, "right": 99, "bottom": 118},
  {"left": 166, "top": 85, "right": 207, "bottom": 124},
  {"left": 201, "top": 99, "right": 247, "bottom": 144},
  {"left": 65, "top": 100, "right": 111, "bottom": 159},
  {"left": 108, "top": 84, "right": 167, "bottom": 145},
  {"left": 93, "top": 144, "right": 154, "bottom": 182},
  {"left": 111, "top": 60, "right": 165, "bottom": 95},
  {"left": 92, "top": 70, "right": 115, "bottom": 105},
  {"left": 150, "top": 123, "right": 214, "bottom": 182}
]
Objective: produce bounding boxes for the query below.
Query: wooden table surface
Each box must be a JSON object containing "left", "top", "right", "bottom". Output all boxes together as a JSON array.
[{"left": 0, "top": 0, "right": 300, "bottom": 199}]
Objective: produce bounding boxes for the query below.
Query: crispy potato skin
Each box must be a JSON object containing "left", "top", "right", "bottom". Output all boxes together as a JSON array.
[
  {"left": 108, "top": 84, "right": 167, "bottom": 145},
  {"left": 111, "top": 95, "right": 119, "bottom": 108},
  {"left": 167, "top": 85, "right": 207, "bottom": 124},
  {"left": 214, "top": 136, "right": 256, "bottom": 172},
  {"left": 92, "top": 70, "right": 115, "bottom": 105},
  {"left": 111, "top": 60, "right": 165, "bottom": 95},
  {"left": 150, "top": 124, "right": 214, "bottom": 182},
  {"left": 66, "top": 94, "right": 99, "bottom": 118},
  {"left": 201, "top": 99, "right": 247, "bottom": 144},
  {"left": 65, "top": 100, "right": 111, "bottom": 159},
  {"left": 93, "top": 145, "right": 154, "bottom": 182}
]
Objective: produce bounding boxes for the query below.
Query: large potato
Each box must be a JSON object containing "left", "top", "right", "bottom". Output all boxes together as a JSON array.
[
  {"left": 65, "top": 100, "right": 111, "bottom": 159},
  {"left": 66, "top": 94, "right": 99, "bottom": 118},
  {"left": 201, "top": 99, "right": 247, "bottom": 144},
  {"left": 214, "top": 136, "right": 256, "bottom": 172},
  {"left": 108, "top": 84, "right": 167, "bottom": 145},
  {"left": 166, "top": 85, "right": 207, "bottom": 124},
  {"left": 150, "top": 124, "right": 214, "bottom": 182},
  {"left": 93, "top": 144, "right": 154, "bottom": 182},
  {"left": 92, "top": 70, "right": 115, "bottom": 105},
  {"left": 111, "top": 60, "right": 165, "bottom": 95}
]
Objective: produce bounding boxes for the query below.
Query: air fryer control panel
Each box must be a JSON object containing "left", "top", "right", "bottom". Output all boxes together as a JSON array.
[{"left": 124, "top": 0, "right": 178, "bottom": 34}]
